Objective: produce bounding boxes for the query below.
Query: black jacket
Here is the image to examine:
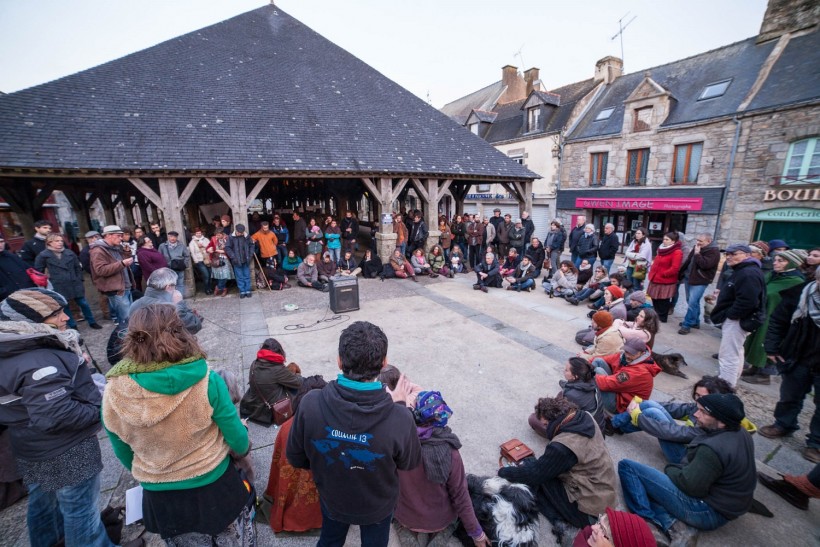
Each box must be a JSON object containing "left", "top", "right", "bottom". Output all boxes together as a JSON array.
[
  {"left": 0, "top": 327, "right": 102, "bottom": 460},
  {"left": 524, "top": 244, "right": 545, "bottom": 270},
  {"left": 35, "top": 249, "right": 86, "bottom": 300},
  {"left": 568, "top": 225, "right": 585, "bottom": 253},
  {"left": 576, "top": 233, "right": 598, "bottom": 259},
  {"left": 409, "top": 220, "right": 428, "bottom": 244},
  {"left": 597, "top": 232, "right": 619, "bottom": 261},
  {"left": 521, "top": 217, "right": 535, "bottom": 245},
  {"left": 286, "top": 380, "right": 421, "bottom": 525},
  {"left": 0, "top": 250, "right": 35, "bottom": 301},
  {"left": 340, "top": 217, "right": 359, "bottom": 241},
  {"left": 560, "top": 380, "right": 605, "bottom": 432},
  {"left": 545, "top": 229, "right": 566, "bottom": 252},
  {"left": 239, "top": 356, "right": 303, "bottom": 425},
  {"left": 18, "top": 237, "right": 47, "bottom": 267},
  {"left": 711, "top": 259, "right": 766, "bottom": 326},
  {"left": 225, "top": 234, "right": 255, "bottom": 266},
  {"left": 764, "top": 280, "right": 819, "bottom": 370},
  {"left": 679, "top": 243, "right": 721, "bottom": 285}
]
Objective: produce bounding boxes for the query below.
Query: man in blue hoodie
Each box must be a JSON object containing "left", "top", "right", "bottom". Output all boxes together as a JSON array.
[{"left": 287, "top": 321, "right": 421, "bottom": 547}]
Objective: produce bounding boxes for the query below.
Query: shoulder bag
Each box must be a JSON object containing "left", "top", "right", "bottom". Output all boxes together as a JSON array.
[{"left": 250, "top": 366, "right": 293, "bottom": 426}]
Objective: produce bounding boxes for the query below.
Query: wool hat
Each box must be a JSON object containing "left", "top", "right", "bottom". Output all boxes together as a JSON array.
[
  {"left": 698, "top": 393, "right": 745, "bottom": 429},
  {"left": 623, "top": 338, "right": 647, "bottom": 356},
  {"left": 84, "top": 230, "right": 100, "bottom": 239},
  {"left": 605, "top": 507, "right": 655, "bottom": 547},
  {"left": 167, "top": 230, "right": 179, "bottom": 237},
  {"left": 775, "top": 249, "right": 807, "bottom": 270},
  {"left": 102, "top": 225, "right": 124, "bottom": 235},
  {"left": 629, "top": 290, "right": 647, "bottom": 304},
  {"left": 220, "top": 215, "right": 231, "bottom": 223},
  {"left": 235, "top": 224, "right": 246, "bottom": 233},
  {"left": 749, "top": 240, "right": 770, "bottom": 256},
  {"left": 413, "top": 391, "right": 453, "bottom": 428},
  {"left": 768, "top": 239, "right": 790, "bottom": 251},
  {"left": 723, "top": 243, "right": 752, "bottom": 254},
  {"left": 592, "top": 310, "right": 614, "bottom": 330},
  {"left": 0, "top": 288, "right": 67, "bottom": 323},
  {"left": 605, "top": 285, "right": 624, "bottom": 300}
]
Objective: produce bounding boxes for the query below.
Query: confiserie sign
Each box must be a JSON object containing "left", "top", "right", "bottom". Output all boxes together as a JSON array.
[{"left": 574, "top": 197, "right": 703, "bottom": 211}]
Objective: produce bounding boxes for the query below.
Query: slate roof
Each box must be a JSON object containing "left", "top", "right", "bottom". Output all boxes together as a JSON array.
[
  {"left": 440, "top": 81, "right": 505, "bottom": 125},
  {"left": 567, "top": 36, "right": 796, "bottom": 141},
  {"left": 747, "top": 30, "right": 820, "bottom": 111},
  {"left": 0, "top": 6, "right": 535, "bottom": 181}
]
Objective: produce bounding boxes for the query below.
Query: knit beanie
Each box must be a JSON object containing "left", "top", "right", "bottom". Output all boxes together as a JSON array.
[
  {"left": 767, "top": 239, "right": 790, "bottom": 251},
  {"left": 592, "top": 310, "right": 614, "bottom": 330},
  {"left": 775, "top": 249, "right": 807, "bottom": 270},
  {"left": 413, "top": 391, "right": 453, "bottom": 428},
  {"left": 606, "top": 507, "right": 655, "bottom": 547},
  {"left": 0, "top": 288, "right": 67, "bottom": 323},
  {"left": 749, "top": 240, "right": 770, "bottom": 256},
  {"left": 629, "top": 290, "right": 647, "bottom": 304},
  {"left": 606, "top": 285, "right": 624, "bottom": 300},
  {"left": 698, "top": 393, "right": 745, "bottom": 429}
]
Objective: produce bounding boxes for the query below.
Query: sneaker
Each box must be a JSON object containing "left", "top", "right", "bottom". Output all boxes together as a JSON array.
[
  {"left": 587, "top": 303, "right": 597, "bottom": 310},
  {"left": 742, "top": 371, "right": 770, "bottom": 385},
  {"left": 246, "top": 292, "right": 252, "bottom": 298},
  {"left": 480, "top": 286, "right": 488, "bottom": 293},
  {"left": 566, "top": 297, "right": 579, "bottom": 305},
  {"left": 473, "top": 284, "right": 481, "bottom": 290},
  {"left": 89, "top": 323, "right": 103, "bottom": 330},
  {"left": 803, "top": 447, "right": 820, "bottom": 464},
  {"left": 678, "top": 326, "right": 691, "bottom": 335},
  {"left": 667, "top": 520, "right": 699, "bottom": 547},
  {"left": 759, "top": 424, "right": 792, "bottom": 439},
  {"left": 678, "top": 322, "right": 700, "bottom": 329}
]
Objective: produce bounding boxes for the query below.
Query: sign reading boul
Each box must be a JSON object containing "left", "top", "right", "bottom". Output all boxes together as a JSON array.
[
  {"left": 574, "top": 197, "right": 703, "bottom": 211},
  {"left": 763, "top": 188, "right": 820, "bottom": 201}
]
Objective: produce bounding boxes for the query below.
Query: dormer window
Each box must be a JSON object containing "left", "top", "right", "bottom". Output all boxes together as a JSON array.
[
  {"left": 469, "top": 123, "right": 479, "bottom": 135},
  {"left": 633, "top": 106, "right": 652, "bottom": 132},
  {"left": 698, "top": 79, "right": 732, "bottom": 101},
  {"left": 595, "top": 108, "right": 614, "bottom": 121},
  {"left": 527, "top": 107, "right": 541, "bottom": 132}
]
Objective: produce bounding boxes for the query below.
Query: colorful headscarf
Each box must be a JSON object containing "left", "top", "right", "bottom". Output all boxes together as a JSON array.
[{"left": 414, "top": 391, "right": 453, "bottom": 427}]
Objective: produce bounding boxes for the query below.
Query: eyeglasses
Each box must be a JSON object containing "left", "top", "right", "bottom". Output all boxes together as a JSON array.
[{"left": 595, "top": 514, "right": 612, "bottom": 540}]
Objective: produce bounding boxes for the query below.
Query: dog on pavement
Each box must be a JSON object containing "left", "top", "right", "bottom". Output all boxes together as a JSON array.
[
  {"left": 456, "top": 475, "right": 539, "bottom": 547},
  {"left": 651, "top": 351, "right": 689, "bottom": 379}
]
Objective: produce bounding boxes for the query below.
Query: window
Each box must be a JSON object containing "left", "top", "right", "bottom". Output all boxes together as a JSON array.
[
  {"left": 782, "top": 138, "right": 820, "bottom": 184},
  {"left": 627, "top": 148, "right": 650, "bottom": 185},
  {"left": 589, "top": 152, "right": 608, "bottom": 186},
  {"left": 476, "top": 184, "right": 491, "bottom": 192},
  {"left": 595, "top": 107, "right": 614, "bottom": 121},
  {"left": 527, "top": 106, "right": 541, "bottom": 132},
  {"left": 698, "top": 79, "right": 732, "bottom": 100},
  {"left": 633, "top": 107, "right": 652, "bottom": 132},
  {"left": 469, "top": 123, "right": 479, "bottom": 135},
  {"left": 509, "top": 154, "right": 524, "bottom": 165},
  {"left": 672, "top": 142, "right": 703, "bottom": 184}
]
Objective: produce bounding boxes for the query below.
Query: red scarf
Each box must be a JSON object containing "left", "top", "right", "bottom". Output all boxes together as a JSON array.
[
  {"left": 656, "top": 240, "right": 682, "bottom": 256},
  {"left": 256, "top": 349, "right": 286, "bottom": 364},
  {"left": 633, "top": 238, "right": 643, "bottom": 252}
]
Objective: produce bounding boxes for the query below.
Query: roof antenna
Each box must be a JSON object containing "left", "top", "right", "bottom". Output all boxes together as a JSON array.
[
  {"left": 611, "top": 12, "right": 637, "bottom": 70},
  {"left": 513, "top": 44, "right": 525, "bottom": 72}
]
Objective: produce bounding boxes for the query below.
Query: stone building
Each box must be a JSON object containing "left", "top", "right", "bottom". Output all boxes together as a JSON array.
[{"left": 557, "top": 0, "right": 820, "bottom": 250}]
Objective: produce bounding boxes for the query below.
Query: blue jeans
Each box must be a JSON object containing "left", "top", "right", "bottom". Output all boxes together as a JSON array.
[
  {"left": 682, "top": 284, "right": 708, "bottom": 328},
  {"left": 328, "top": 247, "right": 341, "bottom": 263},
  {"left": 618, "top": 460, "right": 728, "bottom": 533},
  {"left": 215, "top": 278, "right": 228, "bottom": 290},
  {"left": 65, "top": 296, "right": 97, "bottom": 328},
  {"left": 602, "top": 258, "right": 615, "bottom": 274},
  {"left": 317, "top": 502, "right": 392, "bottom": 547},
  {"left": 233, "top": 264, "right": 251, "bottom": 294},
  {"left": 194, "top": 261, "right": 212, "bottom": 293},
  {"left": 28, "top": 472, "right": 113, "bottom": 547},
  {"left": 107, "top": 290, "right": 133, "bottom": 327},
  {"left": 510, "top": 278, "right": 534, "bottom": 291},
  {"left": 611, "top": 401, "right": 687, "bottom": 463},
  {"left": 592, "top": 358, "right": 617, "bottom": 413},
  {"left": 626, "top": 266, "right": 644, "bottom": 291},
  {"left": 174, "top": 270, "right": 185, "bottom": 293}
]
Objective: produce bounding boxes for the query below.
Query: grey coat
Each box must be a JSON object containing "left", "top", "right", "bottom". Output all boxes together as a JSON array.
[
  {"left": 35, "top": 249, "right": 85, "bottom": 300},
  {"left": 128, "top": 287, "right": 202, "bottom": 334}
]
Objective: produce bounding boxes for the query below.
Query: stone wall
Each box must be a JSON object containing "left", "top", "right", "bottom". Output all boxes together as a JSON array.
[{"left": 720, "top": 104, "right": 820, "bottom": 244}]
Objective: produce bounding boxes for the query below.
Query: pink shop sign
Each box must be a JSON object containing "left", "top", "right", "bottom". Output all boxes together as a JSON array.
[{"left": 574, "top": 197, "right": 703, "bottom": 211}]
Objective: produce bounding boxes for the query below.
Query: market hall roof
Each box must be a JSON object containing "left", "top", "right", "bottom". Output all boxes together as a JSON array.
[{"left": 0, "top": 5, "right": 536, "bottom": 181}]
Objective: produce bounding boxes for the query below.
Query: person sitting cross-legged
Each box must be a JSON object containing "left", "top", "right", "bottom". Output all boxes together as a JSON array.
[
  {"left": 386, "top": 248, "right": 418, "bottom": 281},
  {"left": 591, "top": 337, "right": 661, "bottom": 415},
  {"left": 504, "top": 255, "right": 537, "bottom": 292},
  {"left": 618, "top": 393, "right": 756, "bottom": 545},
  {"left": 528, "top": 357, "right": 605, "bottom": 435},
  {"left": 473, "top": 252, "right": 502, "bottom": 293},
  {"left": 579, "top": 311, "right": 625, "bottom": 363},
  {"left": 499, "top": 248, "right": 520, "bottom": 278},
  {"left": 296, "top": 254, "right": 328, "bottom": 291}
]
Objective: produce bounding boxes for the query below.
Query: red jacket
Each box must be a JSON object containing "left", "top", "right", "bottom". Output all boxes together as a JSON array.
[
  {"left": 594, "top": 351, "right": 662, "bottom": 412},
  {"left": 648, "top": 242, "right": 682, "bottom": 285}
]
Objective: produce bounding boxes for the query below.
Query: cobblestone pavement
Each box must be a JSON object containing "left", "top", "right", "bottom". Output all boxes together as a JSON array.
[{"left": 1, "top": 271, "right": 817, "bottom": 546}]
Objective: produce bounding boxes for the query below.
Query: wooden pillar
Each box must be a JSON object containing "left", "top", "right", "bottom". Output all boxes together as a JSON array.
[
  {"left": 121, "top": 194, "right": 136, "bottom": 229},
  {"left": 500, "top": 180, "right": 534, "bottom": 220},
  {"left": 450, "top": 183, "right": 470, "bottom": 217},
  {"left": 135, "top": 197, "right": 149, "bottom": 228},
  {"left": 409, "top": 178, "right": 452, "bottom": 252},
  {"left": 362, "top": 177, "right": 408, "bottom": 260},
  {"left": 96, "top": 187, "right": 116, "bottom": 226},
  {"left": 0, "top": 182, "right": 57, "bottom": 238},
  {"left": 62, "top": 189, "right": 92, "bottom": 237}
]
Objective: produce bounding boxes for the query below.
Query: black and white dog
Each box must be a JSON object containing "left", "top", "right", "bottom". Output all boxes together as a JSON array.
[{"left": 456, "top": 475, "right": 540, "bottom": 547}]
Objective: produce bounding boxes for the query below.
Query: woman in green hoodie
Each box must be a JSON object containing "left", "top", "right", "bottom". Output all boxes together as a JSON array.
[{"left": 102, "top": 304, "right": 253, "bottom": 545}]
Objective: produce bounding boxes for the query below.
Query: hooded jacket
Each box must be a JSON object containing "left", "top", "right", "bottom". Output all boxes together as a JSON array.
[
  {"left": 286, "top": 379, "right": 421, "bottom": 525},
  {"left": 102, "top": 358, "right": 249, "bottom": 490},
  {"left": 711, "top": 259, "right": 766, "bottom": 325},
  {"left": 89, "top": 239, "right": 134, "bottom": 293},
  {"left": 239, "top": 350, "right": 303, "bottom": 426},
  {"left": 560, "top": 379, "right": 605, "bottom": 432},
  {"left": 224, "top": 234, "right": 255, "bottom": 267},
  {"left": 594, "top": 350, "right": 662, "bottom": 412},
  {"left": 0, "top": 325, "right": 101, "bottom": 460}
]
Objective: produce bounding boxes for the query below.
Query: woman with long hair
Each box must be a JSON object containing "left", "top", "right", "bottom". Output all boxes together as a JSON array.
[
  {"left": 616, "top": 308, "right": 660, "bottom": 350},
  {"left": 542, "top": 260, "right": 578, "bottom": 297},
  {"left": 208, "top": 231, "right": 234, "bottom": 297},
  {"left": 102, "top": 305, "right": 254, "bottom": 545},
  {"left": 623, "top": 228, "right": 653, "bottom": 290},
  {"left": 647, "top": 232, "right": 683, "bottom": 322}
]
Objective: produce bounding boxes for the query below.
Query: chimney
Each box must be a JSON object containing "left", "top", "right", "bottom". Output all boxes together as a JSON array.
[
  {"left": 594, "top": 56, "right": 624, "bottom": 84},
  {"left": 524, "top": 67, "right": 540, "bottom": 96},
  {"left": 499, "top": 65, "right": 527, "bottom": 103},
  {"left": 757, "top": 0, "right": 820, "bottom": 43}
]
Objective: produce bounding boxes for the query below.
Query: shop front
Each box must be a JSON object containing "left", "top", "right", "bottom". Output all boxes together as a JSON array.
[
  {"left": 753, "top": 207, "right": 820, "bottom": 250},
  {"left": 556, "top": 187, "right": 723, "bottom": 253}
]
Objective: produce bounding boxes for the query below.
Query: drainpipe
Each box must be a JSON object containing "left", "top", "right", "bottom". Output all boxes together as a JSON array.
[
  {"left": 554, "top": 131, "right": 564, "bottom": 224},
  {"left": 714, "top": 116, "right": 741, "bottom": 243}
]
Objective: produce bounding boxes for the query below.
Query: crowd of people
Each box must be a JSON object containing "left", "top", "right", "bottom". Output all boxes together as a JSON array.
[{"left": 1, "top": 207, "right": 819, "bottom": 547}]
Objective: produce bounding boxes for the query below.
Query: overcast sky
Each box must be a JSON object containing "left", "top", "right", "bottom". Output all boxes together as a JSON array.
[{"left": 0, "top": 0, "right": 769, "bottom": 107}]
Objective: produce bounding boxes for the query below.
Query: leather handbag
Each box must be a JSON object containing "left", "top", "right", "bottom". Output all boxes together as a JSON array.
[
  {"left": 26, "top": 268, "right": 48, "bottom": 287},
  {"left": 499, "top": 438, "right": 534, "bottom": 466},
  {"left": 271, "top": 397, "right": 293, "bottom": 425}
]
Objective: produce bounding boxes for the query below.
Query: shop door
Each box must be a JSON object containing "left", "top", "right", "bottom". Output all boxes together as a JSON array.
[{"left": 755, "top": 221, "right": 820, "bottom": 250}]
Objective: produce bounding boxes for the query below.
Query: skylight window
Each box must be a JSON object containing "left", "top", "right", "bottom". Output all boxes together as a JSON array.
[
  {"left": 698, "top": 79, "right": 732, "bottom": 100},
  {"left": 595, "top": 107, "right": 615, "bottom": 121}
]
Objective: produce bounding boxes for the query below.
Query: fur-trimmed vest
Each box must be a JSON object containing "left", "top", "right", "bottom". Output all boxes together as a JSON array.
[
  {"left": 103, "top": 374, "right": 228, "bottom": 484},
  {"left": 553, "top": 426, "right": 616, "bottom": 515}
]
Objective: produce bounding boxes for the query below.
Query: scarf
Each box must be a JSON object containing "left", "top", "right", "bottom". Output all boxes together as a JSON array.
[
  {"left": 544, "top": 411, "right": 577, "bottom": 440},
  {"left": 256, "top": 349, "right": 286, "bottom": 363},
  {"left": 792, "top": 281, "right": 820, "bottom": 327},
  {"left": 633, "top": 238, "right": 643, "bottom": 252},
  {"left": 0, "top": 321, "right": 83, "bottom": 357},
  {"left": 656, "top": 240, "right": 682, "bottom": 256},
  {"left": 106, "top": 355, "right": 203, "bottom": 378},
  {"left": 417, "top": 426, "right": 461, "bottom": 484}
]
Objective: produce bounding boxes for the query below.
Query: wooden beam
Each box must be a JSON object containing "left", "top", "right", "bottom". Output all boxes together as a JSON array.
[
  {"left": 205, "top": 177, "right": 233, "bottom": 205},
  {"left": 246, "top": 177, "right": 270, "bottom": 204},
  {"left": 409, "top": 178, "right": 430, "bottom": 202},
  {"left": 392, "top": 177, "right": 409, "bottom": 197},
  {"left": 435, "top": 179, "right": 453, "bottom": 203},
  {"left": 360, "top": 177, "right": 382, "bottom": 201},
  {"left": 33, "top": 182, "right": 58, "bottom": 209},
  {"left": 178, "top": 177, "right": 201, "bottom": 208},
  {"left": 127, "top": 178, "right": 162, "bottom": 209}
]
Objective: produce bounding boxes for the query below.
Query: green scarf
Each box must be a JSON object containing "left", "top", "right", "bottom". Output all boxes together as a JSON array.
[{"left": 106, "top": 355, "right": 204, "bottom": 378}]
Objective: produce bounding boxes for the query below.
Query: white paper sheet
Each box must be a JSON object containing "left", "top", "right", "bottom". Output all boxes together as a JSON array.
[{"left": 125, "top": 485, "right": 144, "bottom": 525}]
